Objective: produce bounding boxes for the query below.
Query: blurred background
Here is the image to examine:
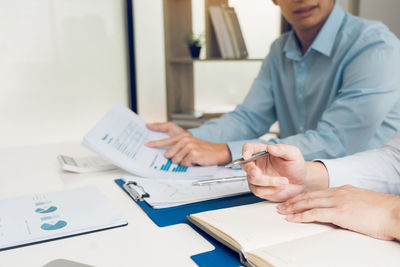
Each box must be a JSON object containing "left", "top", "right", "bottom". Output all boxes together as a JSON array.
[{"left": 0, "top": 0, "right": 399, "bottom": 148}]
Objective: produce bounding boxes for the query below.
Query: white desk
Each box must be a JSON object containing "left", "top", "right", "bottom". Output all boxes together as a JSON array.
[{"left": 0, "top": 143, "right": 214, "bottom": 267}]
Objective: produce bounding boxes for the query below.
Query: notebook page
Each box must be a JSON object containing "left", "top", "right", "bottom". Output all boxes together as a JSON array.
[
  {"left": 190, "top": 202, "right": 333, "bottom": 252},
  {"left": 248, "top": 229, "right": 400, "bottom": 267}
]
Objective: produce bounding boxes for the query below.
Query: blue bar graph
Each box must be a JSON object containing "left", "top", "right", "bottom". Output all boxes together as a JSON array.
[
  {"left": 159, "top": 159, "right": 188, "bottom": 173},
  {"left": 172, "top": 164, "right": 188, "bottom": 172},
  {"left": 161, "top": 159, "right": 172, "bottom": 171}
]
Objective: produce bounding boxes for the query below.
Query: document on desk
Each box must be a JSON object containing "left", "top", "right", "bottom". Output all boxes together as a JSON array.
[
  {"left": 0, "top": 186, "right": 127, "bottom": 251},
  {"left": 121, "top": 176, "right": 250, "bottom": 209},
  {"left": 83, "top": 103, "right": 238, "bottom": 179}
]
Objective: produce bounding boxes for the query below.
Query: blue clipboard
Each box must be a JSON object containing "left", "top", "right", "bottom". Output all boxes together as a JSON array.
[{"left": 115, "top": 178, "right": 263, "bottom": 266}]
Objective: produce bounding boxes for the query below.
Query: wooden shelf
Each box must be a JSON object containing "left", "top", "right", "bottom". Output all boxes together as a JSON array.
[
  {"left": 168, "top": 57, "right": 264, "bottom": 63},
  {"left": 163, "top": 0, "right": 275, "bottom": 121}
]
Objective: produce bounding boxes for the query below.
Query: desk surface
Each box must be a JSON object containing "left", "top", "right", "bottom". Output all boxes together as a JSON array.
[{"left": 0, "top": 142, "right": 214, "bottom": 267}]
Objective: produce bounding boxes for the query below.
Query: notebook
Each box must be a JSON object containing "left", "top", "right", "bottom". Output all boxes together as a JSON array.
[
  {"left": 0, "top": 186, "right": 127, "bottom": 251},
  {"left": 188, "top": 201, "right": 400, "bottom": 267}
]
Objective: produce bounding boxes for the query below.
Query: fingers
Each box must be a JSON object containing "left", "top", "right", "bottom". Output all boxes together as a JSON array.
[
  {"left": 242, "top": 143, "right": 267, "bottom": 160},
  {"left": 249, "top": 183, "right": 287, "bottom": 200},
  {"left": 285, "top": 208, "right": 334, "bottom": 224},
  {"left": 170, "top": 145, "right": 193, "bottom": 166},
  {"left": 248, "top": 174, "right": 289, "bottom": 187},
  {"left": 277, "top": 196, "right": 334, "bottom": 215},
  {"left": 277, "top": 189, "right": 338, "bottom": 224},
  {"left": 267, "top": 144, "right": 303, "bottom": 162},
  {"left": 146, "top": 122, "right": 171, "bottom": 132},
  {"left": 146, "top": 133, "right": 190, "bottom": 147},
  {"left": 283, "top": 188, "right": 336, "bottom": 207}
]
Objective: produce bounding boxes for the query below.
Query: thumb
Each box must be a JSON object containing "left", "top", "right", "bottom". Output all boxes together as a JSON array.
[
  {"left": 146, "top": 122, "right": 169, "bottom": 133},
  {"left": 267, "top": 144, "right": 303, "bottom": 162}
]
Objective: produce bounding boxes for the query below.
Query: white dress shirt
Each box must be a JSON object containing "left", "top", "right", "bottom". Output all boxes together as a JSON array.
[{"left": 322, "top": 132, "right": 400, "bottom": 195}]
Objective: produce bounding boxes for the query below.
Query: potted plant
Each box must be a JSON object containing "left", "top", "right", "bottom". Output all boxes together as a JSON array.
[{"left": 186, "top": 32, "right": 203, "bottom": 59}]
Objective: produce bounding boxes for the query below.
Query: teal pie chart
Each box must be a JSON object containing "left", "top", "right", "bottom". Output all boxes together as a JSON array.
[
  {"left": 35, "top": 206, "right": 57, "bottom": 213},
  {"left": 41, "top": 220, "right": 67, "bottom": 230}
]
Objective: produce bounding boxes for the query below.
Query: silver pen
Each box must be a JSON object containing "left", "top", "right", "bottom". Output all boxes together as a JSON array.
[
  {"left": 225, "top": 150, "right": 269, "bottom": 168},
  {"left": 192, "top": 176, "right": 247, "bottom": 186}
]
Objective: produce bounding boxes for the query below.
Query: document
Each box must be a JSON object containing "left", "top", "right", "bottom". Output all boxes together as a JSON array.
[
  {"left": 188, "top": 202, "right": 400, "bottom": 267},
  {"left": 0, "top": 186, "right": 127, "bottom": 250},
  {"left": 83, "top": 103, "right": 240, "bottom": 179},
  {"left": 122, "top": 175, "right": 250, "bottom": 209}
]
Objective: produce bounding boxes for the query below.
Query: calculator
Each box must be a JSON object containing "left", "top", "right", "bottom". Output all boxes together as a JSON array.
[{"left": 57, "top": 155, "right": 117, "bottom": 173}]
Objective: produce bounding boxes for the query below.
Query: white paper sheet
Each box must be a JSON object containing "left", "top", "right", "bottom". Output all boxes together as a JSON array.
[
  {"left": 123, "top": 176, "right": 250, "bottom": 209},
  {"left": 83, "top": 103, "right": 237, "bottom": 178}
]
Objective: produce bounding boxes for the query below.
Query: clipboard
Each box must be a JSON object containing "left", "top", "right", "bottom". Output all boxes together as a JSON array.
[{"left": 114, "top": 178, "right": 263, "bottom": 266}]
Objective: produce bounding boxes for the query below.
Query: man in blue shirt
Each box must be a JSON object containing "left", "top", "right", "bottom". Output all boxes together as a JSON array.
[{"left": 146, "top": 0, "right": 400, "bottom": 166}]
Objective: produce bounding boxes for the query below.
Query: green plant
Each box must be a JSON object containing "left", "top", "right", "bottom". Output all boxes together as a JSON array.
[{"left": 185, "top": 32, "right": 204, "bottom": 47}]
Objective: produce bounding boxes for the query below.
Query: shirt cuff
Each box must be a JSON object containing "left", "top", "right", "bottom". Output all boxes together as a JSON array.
[{"left": 317, "top": 159, "right": 349, "bottom": 188}]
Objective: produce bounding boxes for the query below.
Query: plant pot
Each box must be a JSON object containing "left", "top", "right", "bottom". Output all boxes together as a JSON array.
[{"left": 189, "top": 45, "right": 202, "bottom": 58}]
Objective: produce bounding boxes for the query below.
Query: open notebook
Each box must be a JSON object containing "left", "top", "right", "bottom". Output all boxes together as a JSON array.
[{"left": 188, "top": 201, "right": 400, "bottom": 267}]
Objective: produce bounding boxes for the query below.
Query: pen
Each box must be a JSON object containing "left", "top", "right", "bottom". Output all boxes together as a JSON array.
[
  {"left": 225, "top": 150, "right": 269, "bottom": 168},
  {"left": 192, "top": 176, "right": 247, "bottom": 186}
]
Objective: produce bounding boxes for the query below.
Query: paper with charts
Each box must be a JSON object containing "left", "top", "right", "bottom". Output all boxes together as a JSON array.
[
  {"left": 0, "top": 186, "right": 127, "bottom": 250},
  {"left": 83, "top": 103, "right": 245, "bottom": 179}
]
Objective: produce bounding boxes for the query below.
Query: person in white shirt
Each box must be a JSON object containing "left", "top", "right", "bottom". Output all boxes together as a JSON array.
[{"left": 241, "top": 132, "right": 400, "bottom": 240}]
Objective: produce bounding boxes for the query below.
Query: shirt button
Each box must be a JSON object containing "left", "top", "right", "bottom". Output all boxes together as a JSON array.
[
  {"left": 298, "top": 94, "right": 303, "bottom": 99},
  {"left": 299, "top": 126, "right": 305, "bottom": 131}
]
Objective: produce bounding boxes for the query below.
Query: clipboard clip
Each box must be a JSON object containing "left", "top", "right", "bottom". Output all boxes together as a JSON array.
[{"left": 123, "top": 181, "right": 150, "bottom": 201}]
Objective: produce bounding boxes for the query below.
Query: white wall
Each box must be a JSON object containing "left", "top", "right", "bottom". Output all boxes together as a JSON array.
[
  {"left": 134, "top": 0, "right": 167, "bottom": 122},
  {"left": 359, "top": 0, "right": 400, "bottom": 38},
  {"left": 0, "top": 0, "right": 128, "bottom": 148}
]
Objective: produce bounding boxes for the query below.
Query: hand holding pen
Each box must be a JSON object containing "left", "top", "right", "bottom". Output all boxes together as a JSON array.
[
  {"left": 239, "top": 143, "right": 308, "bottom": 202},
  {"left": 192, "top": 149, "right": 270, "bottom": 186}
]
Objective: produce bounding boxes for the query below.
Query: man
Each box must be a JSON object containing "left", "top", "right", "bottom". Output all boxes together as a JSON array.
[
  {"left": 241, "top": 132, "right": 400, "bottom": 240},
  {"left": 146, "top": 0, "right": 400, "bottom": 166}
]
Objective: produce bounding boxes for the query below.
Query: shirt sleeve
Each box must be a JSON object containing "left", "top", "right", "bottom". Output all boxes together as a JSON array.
[
  {"left": 264, "top": 38, "right": 400, "bottom": 161},
  {"left": 320, "top": 131, "right": 400, "bottom": 195},
  {"left": 189, "top": 54, "right": 277, "bottom": 160}
]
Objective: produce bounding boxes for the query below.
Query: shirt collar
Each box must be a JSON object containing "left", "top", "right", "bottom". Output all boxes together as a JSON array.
[{"left": 283, "top": 2, "right": 346, "bottom": 59}]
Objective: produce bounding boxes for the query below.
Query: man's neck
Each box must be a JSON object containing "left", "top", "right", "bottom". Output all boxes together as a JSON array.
[
  {"left": 294, "top": 5, "right": 335, "bottom": 55},
  {"left": 295, "top": 24, "right": 325, "bottom": 55}
]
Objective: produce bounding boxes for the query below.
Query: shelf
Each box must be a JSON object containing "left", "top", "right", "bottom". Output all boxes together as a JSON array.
[{"left": 168, "top": 57, "right": 264, "bottom": 63}]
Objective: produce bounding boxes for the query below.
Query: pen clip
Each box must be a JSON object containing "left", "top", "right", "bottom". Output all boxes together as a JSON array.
[{"left": 123, "top": 181, "right": 150, "bottom": 201}]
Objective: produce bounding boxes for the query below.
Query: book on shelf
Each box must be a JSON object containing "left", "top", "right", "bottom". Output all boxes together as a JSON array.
[
  {"left": 188, "top": 201, "right": 400, "bottom": 267},
  {"left": 223, "top": 6, "right": 248, "bottom": 58},
  {"left": 209, "top": 6, "right": 235, "bottom": 58},
  {"left": 209, "top": 5, "right": 248, "bottom": 59}
]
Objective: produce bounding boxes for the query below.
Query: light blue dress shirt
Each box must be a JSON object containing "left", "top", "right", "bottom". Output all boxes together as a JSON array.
[{"left": 189, "top": 3, "right": 400, "bottom": 161}]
